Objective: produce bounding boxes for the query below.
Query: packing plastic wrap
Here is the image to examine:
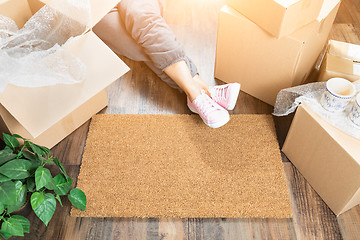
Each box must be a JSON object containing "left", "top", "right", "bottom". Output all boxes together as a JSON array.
[
  {"left": 273, "top": 82, "right": 360, "bottom": 139},
  {"left": 0, "top": 0, "right": 92, "bottom": 93}
]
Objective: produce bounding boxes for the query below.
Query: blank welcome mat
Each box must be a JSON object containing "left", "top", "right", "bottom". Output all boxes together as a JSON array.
[{"left": 71, "top": 114, "right": 292, "bottom": 218}]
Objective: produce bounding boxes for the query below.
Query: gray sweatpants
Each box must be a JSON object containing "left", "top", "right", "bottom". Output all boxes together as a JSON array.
[{"left": 93, "top": 0, "right": 198, "bottom": 90}]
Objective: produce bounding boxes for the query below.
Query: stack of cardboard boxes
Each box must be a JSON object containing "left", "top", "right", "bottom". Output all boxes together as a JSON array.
[
  {"left": 215, "top": 0, "right": 360, "bottom": 216},
  {"left": 215, "top": 0, "right": 341, "bottom": 105},
  {"left": 283, "top": 40, "right": 360, "bottom": 216},
  {"left": 0, "top": 0, "right": 130, "bottom": 148},
  {"left": 217, "top": 0, "right": 360, "bottom": 216}
]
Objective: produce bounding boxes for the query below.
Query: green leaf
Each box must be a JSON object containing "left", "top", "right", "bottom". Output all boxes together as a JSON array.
[
  {"left": 0, "top": 202, "right": 4, "bottom": 214},
  {"left": 29, "top": 160, "right": 41, "bottom": 174},
  {"left": 25, "top": 142, "right": 42, "bottom": 156},
  {"left": 3, "top": 133, "right": 20, "bottom": 151},
  {"left": 45, "top": 177, "right": 56, "bottom": 191},
  {"left": 22, "top": 151, "right": 36, "bottom": 161},
  {"left": 55, "top": 194, "right": 63, "bottom": 207},
  {"left": 26, "top": 177, "right": 36, "bottom": 192},
  {"left": 12, "top": 134, "right": 25, "bottom": 140},
  {"left": 0, "top": 159, "right": 31, "bottom": 179},
  {"left": 68, "top": 189, "right": 86, "bottom": 211},
  {"left": 3, "top": 146, "right": 12, "bottom": 151},
  {"left": 6, "top": 181, "right": 27, "bottom": 213},
  {"left": 11, "top": 215, "right": 30, "bottom": 234},
  {"left": 0, "top": 173, "right": 10, "bottom": 183},
  {"left": 31, "top": 192, "right": 56, "bottom": 226},
  {"left": 1, "top": 216, "right": 24, "bottom": 236},
  {"left": 23, "top": 151, "right": 41, "bottom": 174},
  {"left": 53, "top": 174, "right": 73, "bottom": 196},
  {"left": 39, "top": 146, "right": 51, "bottom": 155},
  {"left": 35, "top": 167, "right": 53, "bottom": 191},
  {"left": 0, "top": 181, "right": 16, "bottom": 205},
  {"left": 0, "top": 231, "right": 12, "bottom": 239},
  {"left": 0, "top": 149, "right": 17, "bottom": 166},
  {"left": 53, "top": 158, "right": 69, "bottom": 181}
]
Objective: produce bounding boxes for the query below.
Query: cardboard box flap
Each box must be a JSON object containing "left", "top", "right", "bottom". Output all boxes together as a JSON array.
[
  {"left": 289, "top": 0, "right": 340, "bottom": 42},
  {"left": 302, "top": 104, "right": 360, "bottom": 161},
  {"left": 317, "top": 0, "right": 340, "bottom": 21},
  {"left": 41, "top": 0, "right": 120, "bottom": 27},
  {"left": 0, "top": 0, "right": 33, "bottom": 28},
  {"left": 290, "top": 0, "right": 340, "bottom": 86},
  {"left": 0, "top": 31, "right": 129, "bottom": 138},
  {"left": 342, "top": 187, "right": 360, "bottom": 215},
  {"left": 274, "top": 0, "right": 301, "bottom": 8},
  {"left": 88, "top": 0, "right": 120, "bottom": 27},
  {"left": 327, "top": 53, "right": 360, "bottom": 76},
  {"left": 329, "top": 40, "right": 360, "bottom": 62}
]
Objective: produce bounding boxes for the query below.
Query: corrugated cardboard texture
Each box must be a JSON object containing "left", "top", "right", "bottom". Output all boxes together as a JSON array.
[{"left": 71, "top": 114, "right": 292, "bottom": 218}]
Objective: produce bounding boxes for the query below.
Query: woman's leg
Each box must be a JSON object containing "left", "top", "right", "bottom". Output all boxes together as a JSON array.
[
  {"left": 93, "top": 11, "right": 149, "bottom": 62},
  {"left": 144, "top": 56, "right": 201, "bottom": 91},
  {"left": 117, "top": 0, "right": 210, "bottom": 100},
  {"left": 93, "top": 7, "right": 205, "bottom": 93}
]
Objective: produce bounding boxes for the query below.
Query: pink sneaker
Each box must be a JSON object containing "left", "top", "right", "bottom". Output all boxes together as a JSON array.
[
  {"left": 209, "top": 83, "right": 241, "bottom": 110},
  {"left": 187, "top": 91, "right": 230, "bottom": 128}
]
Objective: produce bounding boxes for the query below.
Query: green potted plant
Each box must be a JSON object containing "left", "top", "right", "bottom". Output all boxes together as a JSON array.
[{"left": 0, "top": 133, "right": 86, "bottom": 239}]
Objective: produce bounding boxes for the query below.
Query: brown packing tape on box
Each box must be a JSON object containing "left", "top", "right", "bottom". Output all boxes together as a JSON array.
[
  {"left": 282, "top": 104, "right": 360, "bottom": 215},
  {"left": 225, "top": 0, "right": 323, "bottom": 38},
  {"left": 0, "top": 0, "right": 130, "bottom": 148},
  {"left": 215, "top": 0, "right": 340, "bottom": 106},
  {"left": 318, "top": 53, "right": 360, "bottom": 82}
]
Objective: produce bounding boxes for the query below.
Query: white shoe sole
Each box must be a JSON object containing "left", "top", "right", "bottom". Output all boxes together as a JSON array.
[
  {"left": 226, "top": 83, "right": 241, "bottom": 110},
  {"left": 188, "top": 105, "right": 230, "bottom": 128}
]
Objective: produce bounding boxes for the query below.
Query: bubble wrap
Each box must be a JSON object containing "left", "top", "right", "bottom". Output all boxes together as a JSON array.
[
  {"left": 0, "top": 0, "right": 91, "bottom": 93},
  {"left": 273, "top": 82, "right": 360, "bottom": 140}
]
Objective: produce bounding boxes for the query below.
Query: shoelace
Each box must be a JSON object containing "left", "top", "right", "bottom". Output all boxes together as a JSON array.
[
  {"left": 211, "top": 86, "right": 227, "bottom": 102},
  {"left": 195, "top": 90, "right": 221, "bottom": 116}
]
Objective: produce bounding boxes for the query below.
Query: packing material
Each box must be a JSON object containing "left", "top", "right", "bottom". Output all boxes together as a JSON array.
[{"left": 0, "top": 0, "right": 130, "bottom": 148}]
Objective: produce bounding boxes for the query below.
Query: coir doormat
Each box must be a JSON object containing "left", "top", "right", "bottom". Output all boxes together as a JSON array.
[{"left": 71, "top": 114, "right": 292, "bottom": 218}]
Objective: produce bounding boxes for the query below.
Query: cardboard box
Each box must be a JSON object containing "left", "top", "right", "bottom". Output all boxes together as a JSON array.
[
  {"left": 328, "top": 39, "right": 360, "bottom": 61},
  {"left": 214, "top": 0, "right": 340, "bottom": 106},
  {"left": 318, "top": 40, "right": 360, "bottom": 82},
  {"left": 0, "top": 0, "right": 130, "bottom": 148},
  {"left": 282, "top": 104, "right": 360, "bottom": 215},
  {"left": 225, "top": 0, "right": 324, "bottom": 38}
]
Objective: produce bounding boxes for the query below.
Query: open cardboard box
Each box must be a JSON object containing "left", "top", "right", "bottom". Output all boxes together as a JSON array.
[
  {"left": 328, "top": 39, "right": 360, "bottom": 61},
  {"left": 225, "top": 0, "right": 324, "bottom": 38},
  {"left": 0, "top": 0, "right": 130, "bottom": 148},
  {"left": 282, "top": 103, "right": 360, "bottom": 216},
  {"left": 318, "top": 40, "right": 360, "bottom": 82},
  {"left": 215, "top": 0, "right": 340, "bottom": 106}
]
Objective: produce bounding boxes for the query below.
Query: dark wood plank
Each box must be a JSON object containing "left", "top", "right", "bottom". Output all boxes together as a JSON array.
[
  {"left": 51, "top": 121, "right": 90, "bottom": 165},
  {"left": 337, "top": 207, "right": 360, "bottom": 240},
  {"left": 283, "top": 162, "right": 342, "bottom": 239}
]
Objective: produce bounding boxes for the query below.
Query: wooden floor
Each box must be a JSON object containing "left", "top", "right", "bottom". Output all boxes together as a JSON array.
[{"left": 14, "top": 0, "right": 360, "bottom": 239}]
